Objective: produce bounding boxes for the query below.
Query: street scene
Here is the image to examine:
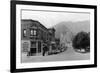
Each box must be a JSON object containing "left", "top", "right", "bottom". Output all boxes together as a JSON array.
[
  {"left": 21, "top": 10, "right": 90, "bottom": 63},
  {"left": 22, "top": 45, "right": 90, "bottom": 63}
]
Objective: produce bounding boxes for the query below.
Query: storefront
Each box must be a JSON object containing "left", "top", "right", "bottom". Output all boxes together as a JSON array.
[{"left": 22, "top": 40, "right": 43, "bottom": 55}]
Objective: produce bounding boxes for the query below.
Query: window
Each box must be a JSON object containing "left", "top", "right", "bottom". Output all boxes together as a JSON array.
[
  {"left": 23, "top": 29, "right": 26, "bottom": 37},
  {"left": 30, "top": 29, "right": 37, "bottom": 36},
  {"left": 34, "top": 30, "right": 36, "bottom": 35},
  {"left": 30, "top": 29, "right": 34, "bottom": 36}
]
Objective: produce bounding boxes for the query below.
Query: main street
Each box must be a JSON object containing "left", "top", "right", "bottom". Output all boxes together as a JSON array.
[{"left": 21, "top": 46, "right": 90, "bottom": 63}]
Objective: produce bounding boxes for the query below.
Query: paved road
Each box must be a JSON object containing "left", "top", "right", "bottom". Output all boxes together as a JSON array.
[{"left": 21, "top": 47, "right": 90, "bottom": 63}]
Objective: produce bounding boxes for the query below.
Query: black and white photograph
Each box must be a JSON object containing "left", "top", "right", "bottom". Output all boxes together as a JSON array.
[
  {"left": 11, "top": 1, "right": 97, "bottom": 72},
  {"left": 21, "top": 10, "right": 90, "bottom": 63}
]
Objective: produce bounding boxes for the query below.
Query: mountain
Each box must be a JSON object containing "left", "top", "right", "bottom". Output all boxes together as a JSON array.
[
  {"left": 53, "top": 20, "right": 90, "bottom": 44},
  {"left": 54, "top": 23, "right": 70, "bottom": 38}
]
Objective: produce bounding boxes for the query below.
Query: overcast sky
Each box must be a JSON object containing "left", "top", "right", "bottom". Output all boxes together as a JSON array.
[{"left": 22, "top": 10, "right": 90, "bottom": 28}]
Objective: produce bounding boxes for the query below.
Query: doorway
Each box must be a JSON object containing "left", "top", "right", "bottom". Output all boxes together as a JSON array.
[{"left": 30, "top": 41, "right": 37, "bottom": 56}]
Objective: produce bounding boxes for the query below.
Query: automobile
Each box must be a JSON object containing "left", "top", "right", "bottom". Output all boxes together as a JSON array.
[
  {"left": 85, "top": 47, "right": 90, "bottom": 52},
  {"left": 74, "top": 48, "right": 90, "bottom": 53},
  {"left": 56, "top": 50, "right": 61, "bottom": 53}
]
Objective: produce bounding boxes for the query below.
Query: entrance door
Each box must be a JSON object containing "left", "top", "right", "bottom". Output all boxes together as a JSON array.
[
  {"left": 38, "top": 41, "right": 41, "bottom": 53},
  {"left": 30, "top": 41, "right": 37, "bottom": 56},
  {"left": 37, "top": 41, "right": 42, "bottom": 56},
  {"left": 30, "top": 48, "right": 36, "bottom": 56}
]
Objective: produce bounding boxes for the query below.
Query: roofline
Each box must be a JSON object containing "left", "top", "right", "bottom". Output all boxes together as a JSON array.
[
  {"left": 21, "top": 19, "right": 48, "bottom": 31},
  {"left": 21, "top": 19, "right": 38, "bottom": 22}
]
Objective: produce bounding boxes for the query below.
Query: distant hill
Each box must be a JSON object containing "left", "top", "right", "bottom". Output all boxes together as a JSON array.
[
  {"left": 53, "top": 20, "right": 90, "bottom": 38},
  {"left": 53, "top": 20, "right": 90, "bottom": 44}
]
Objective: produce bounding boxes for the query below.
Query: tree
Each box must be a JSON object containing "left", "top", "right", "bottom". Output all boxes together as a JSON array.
[{"left": 72, "top": 31, "right": 90, "bottom": 52}]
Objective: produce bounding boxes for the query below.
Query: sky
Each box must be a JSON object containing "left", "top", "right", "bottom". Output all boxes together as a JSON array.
[{"left": 22, "top": 10, "right": 90, "bottom": 28}]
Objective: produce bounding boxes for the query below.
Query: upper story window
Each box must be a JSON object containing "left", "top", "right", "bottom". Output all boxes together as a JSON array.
[
  {"left": 34, "top": 30, "right": 36, "bottom": 35},
  {"left": 30, "top": 29, "right": 34, "bottom": 36},
  {"left": 23, "top": 29, "right": 27, "bottom": 37},
  {"left": 30, "top": 29, "right": 37, "bottom": 36}
]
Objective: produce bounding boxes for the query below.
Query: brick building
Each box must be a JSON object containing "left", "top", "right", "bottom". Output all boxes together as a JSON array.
[{"left": 21, "top": 19, "right": 56, "bottom": 55}]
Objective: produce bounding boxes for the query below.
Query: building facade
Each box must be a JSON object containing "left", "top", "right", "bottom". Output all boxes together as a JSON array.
[{"left": 21, "top": 19, "right": 56, "bottom": 55}]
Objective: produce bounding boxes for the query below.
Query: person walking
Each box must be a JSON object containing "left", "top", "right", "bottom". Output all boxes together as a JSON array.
[{"left": 42, "top": 44, "right": 48, "bottom": 56}]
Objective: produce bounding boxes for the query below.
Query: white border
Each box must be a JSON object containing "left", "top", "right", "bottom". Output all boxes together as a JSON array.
[{"left": 16, "top": 4, "right": 94, "bottom": 69}]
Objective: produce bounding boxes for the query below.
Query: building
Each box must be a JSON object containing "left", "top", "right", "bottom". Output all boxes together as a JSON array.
[{"left": 21, "top": 19, "right": 56, "bottom": 55}]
